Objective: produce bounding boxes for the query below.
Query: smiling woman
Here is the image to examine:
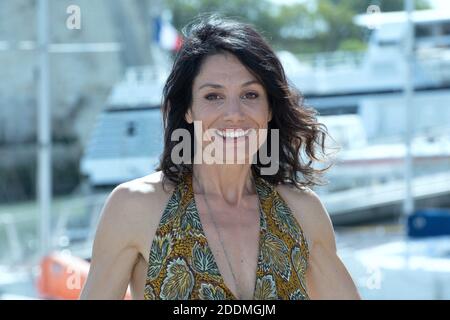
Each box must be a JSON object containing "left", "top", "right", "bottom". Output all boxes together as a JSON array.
[
  {"left": 185, "top": 54, "right": 271, "bottom": 167},
  {"left": 80, "top": 14, "right": 360, "bottom": 300}
]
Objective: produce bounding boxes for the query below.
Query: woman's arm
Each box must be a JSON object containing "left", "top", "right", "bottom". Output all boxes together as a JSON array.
[
  {"left": 301, "top": 191, "right": 361, "bottom": 299},
  {"left": 80, "top": 185, "right": 140, "bottom": 299}
]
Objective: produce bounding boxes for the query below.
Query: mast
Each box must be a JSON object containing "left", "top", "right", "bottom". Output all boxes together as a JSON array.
[
  {"left": 403, "top": 0, "right": 415, "bottom": 217},
  {"left": 37, "top": 0, "right": 52, "bottom": 256}
]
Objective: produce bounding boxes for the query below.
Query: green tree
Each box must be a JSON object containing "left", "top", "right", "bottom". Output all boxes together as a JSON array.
[{"left": 165, "top": 0, "right": 431, "bottom": 55}]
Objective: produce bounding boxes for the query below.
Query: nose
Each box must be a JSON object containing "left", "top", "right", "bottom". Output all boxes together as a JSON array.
[{"left": 223, "top": 97, "right": 245, "bottom": 123}]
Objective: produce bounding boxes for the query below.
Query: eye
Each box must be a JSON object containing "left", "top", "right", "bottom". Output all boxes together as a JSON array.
[
  {"left": 243, "top": 92, "right": 259, "bottom": 99},
  {"left": 204, "top": 94, "right": 222, "bottom": 101}
]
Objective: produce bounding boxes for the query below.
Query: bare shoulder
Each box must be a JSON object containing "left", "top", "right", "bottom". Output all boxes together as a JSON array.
[
  {"left": 81, "top": 171, "right": 176, "bottom": 299},
  {"left": 121, "top": 170, "right": 175, "bottom": 194},
  {"left": 275, "top": 184, "right": 336, "bottom": 251},
  {"left": 118, "top": 170, "right": 176, "bottom": 209},
  {"left": 275, "top": 183, "right": 321, "bottom": 208},
  {"left": 99, "top": 171, "right": 176, "bottom": 251}
]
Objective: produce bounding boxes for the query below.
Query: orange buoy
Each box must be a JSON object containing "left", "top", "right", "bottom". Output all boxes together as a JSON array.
[{"left": 37, "top": 252, "right": 132, "bottom": 300}]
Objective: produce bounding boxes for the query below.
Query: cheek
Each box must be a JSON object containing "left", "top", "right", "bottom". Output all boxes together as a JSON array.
[
  {"left": 190, "top": 101, "right": 215, "bottom": 122},
  {"left": 251, "top": 96, "right": 271, "bottom": 122},
  {"left": 195, "top": 109, "right": 218, "bottom": 127},
  {"left": 253, "top": 105, "right": 271, "bottom": 128},
  {"left": 189, "top": 104, "right": 217, "bottom": 141}
]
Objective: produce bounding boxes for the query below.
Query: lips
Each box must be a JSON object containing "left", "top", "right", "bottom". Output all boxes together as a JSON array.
[{"left": 215, "top": 128, "right": 252, "bottom": 139}]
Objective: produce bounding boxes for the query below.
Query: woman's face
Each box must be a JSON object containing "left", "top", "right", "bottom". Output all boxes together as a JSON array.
[{"left": 186, "top": 52, "right": 272, "bottom": 164}]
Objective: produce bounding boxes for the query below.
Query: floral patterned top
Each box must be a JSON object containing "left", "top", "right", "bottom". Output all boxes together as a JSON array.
[{"left": 144, "top": 172, "right": 310, "bottom": 300}]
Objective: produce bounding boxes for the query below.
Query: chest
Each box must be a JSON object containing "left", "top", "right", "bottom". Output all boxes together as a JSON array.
[
  {"left": 132, "top": 196, "right": 262, "bottom": 300},
  {"left": 139, "top": 180, "right": 310, "bottom": 300},
  {"left": 195, "top": 199, "right": 261, "bottom": 300}
]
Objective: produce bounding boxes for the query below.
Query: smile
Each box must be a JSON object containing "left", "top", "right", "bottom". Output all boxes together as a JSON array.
[{"left": 215, "top": 129, "right": 252, "bottom": 139}]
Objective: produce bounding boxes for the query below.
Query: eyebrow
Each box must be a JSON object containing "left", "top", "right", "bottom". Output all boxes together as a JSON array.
[{"left": 198, "top": 80, "right": 261, "bottom": 91}]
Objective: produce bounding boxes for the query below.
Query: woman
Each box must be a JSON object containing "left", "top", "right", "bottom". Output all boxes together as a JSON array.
[{"left": 80, "top": 15, "right": 360, "bottom": 300}]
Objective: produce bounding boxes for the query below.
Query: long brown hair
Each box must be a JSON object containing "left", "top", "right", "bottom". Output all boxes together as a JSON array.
[{"left": 156, "top": 14, "right": 332, "bottom": 190}]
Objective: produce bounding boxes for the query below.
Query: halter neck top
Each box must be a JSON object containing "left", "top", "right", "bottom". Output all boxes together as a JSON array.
[{"left": 144, "top": 172, "right": 310, "bottom": 300}]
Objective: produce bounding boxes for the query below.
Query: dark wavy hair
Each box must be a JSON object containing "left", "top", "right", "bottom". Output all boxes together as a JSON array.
[{"left": 156, "top": 14, "right": 332, "bottom": 190}]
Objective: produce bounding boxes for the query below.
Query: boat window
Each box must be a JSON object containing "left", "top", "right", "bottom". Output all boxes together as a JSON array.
[
  {"left": 441, "top": 22, "right": 450, "bottom": 36},
  {"left": 415, "top": 24, "right": 433, "bottom": 38},
  {"left": 126, "top": 121, "right": 136, "bottom": 137},
  {"left": 378, "top": 40, "right": 398, "bottom": 46}
]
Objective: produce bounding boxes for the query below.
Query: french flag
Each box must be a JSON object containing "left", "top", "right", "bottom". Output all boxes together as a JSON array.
[{"left": 153, "top": 16, "right": 183, "bottom": 52}]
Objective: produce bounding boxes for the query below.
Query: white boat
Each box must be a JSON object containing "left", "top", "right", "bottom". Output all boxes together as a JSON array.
[
  {"left": 317, "top": 114, "right": 450, "bottom": 192},
  {"left": 280, "top": 9, "right": 450, "bottom": 142},
  {"left": 80, "top": 66, "right": 167, "bottom": 187}
]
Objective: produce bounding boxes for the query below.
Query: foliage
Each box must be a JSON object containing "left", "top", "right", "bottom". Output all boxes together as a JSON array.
[{"left": 165, "top": 0, "right": 430, "bottom": 54}]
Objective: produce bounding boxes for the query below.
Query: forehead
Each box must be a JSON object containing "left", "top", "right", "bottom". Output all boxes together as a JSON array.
[{"left": 194, "top": 53, "right": 259, "bottom": 87}]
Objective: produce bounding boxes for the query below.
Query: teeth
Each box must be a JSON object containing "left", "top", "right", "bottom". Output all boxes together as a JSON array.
[{"left": 216, "top": 129, "right": 251, "bottom": 139}]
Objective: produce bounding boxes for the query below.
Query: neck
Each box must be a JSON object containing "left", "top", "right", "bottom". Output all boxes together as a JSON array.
[{"left": 192, "top": 164, "right": 255, "bottom": 207}]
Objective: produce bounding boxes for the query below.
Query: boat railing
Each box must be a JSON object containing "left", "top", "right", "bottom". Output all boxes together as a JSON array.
[
  {"left": 295, "top": 47, "right": 450, "bottom": 84},
  {"left": 296, "top": 50, "right": 367, "bottom": 70},
  {"left": 124, "top": 65, "right": 168, "bottom": 84},
  {"left": 368, "top": 123, "right": 450, "bottom": 145},
  {"left": 416, "top": 47, "right": 450, "bottom": 83}
]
